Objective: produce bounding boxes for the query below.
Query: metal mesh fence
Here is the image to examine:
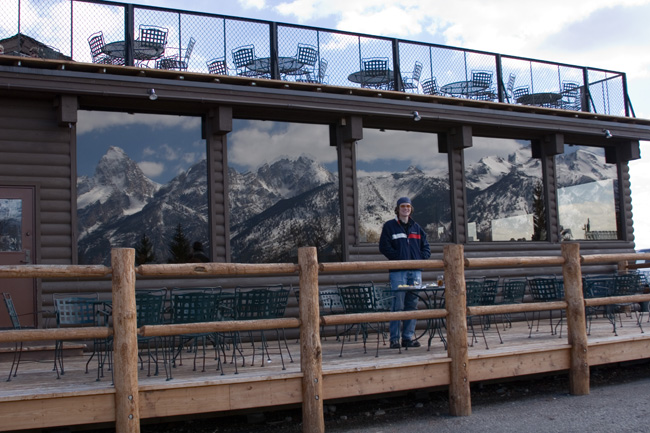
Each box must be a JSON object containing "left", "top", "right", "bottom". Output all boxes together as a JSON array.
[{"left": 0, "top": 0, "right": 632, "bottom": 117}]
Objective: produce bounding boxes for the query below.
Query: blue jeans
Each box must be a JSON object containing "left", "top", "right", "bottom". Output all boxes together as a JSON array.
[{"left": 389, "top": 270, "right": 421, "bottom": 342}]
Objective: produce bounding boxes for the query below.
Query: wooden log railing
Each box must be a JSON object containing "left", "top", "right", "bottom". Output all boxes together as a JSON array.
[{"left": 2, "top": 246, "right": 650, "bottom": 433}]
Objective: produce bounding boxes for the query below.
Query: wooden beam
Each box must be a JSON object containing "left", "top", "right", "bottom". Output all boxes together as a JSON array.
[
  {"left": 444, "top": 244, "right": 471, "bottom": 416},
  {"left": 111, "top": 248, "right": 140, "bottom": 433},
  {"left": 298, "top": 247, "right": 324, "bottom": 433},
  {"left": 562, "top": 243, "right": 589, "bottom": 395}
]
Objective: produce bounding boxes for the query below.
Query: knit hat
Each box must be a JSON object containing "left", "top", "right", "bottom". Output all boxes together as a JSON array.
[{"left": 396, "top": 197, "right": 411, "bottom": 206}]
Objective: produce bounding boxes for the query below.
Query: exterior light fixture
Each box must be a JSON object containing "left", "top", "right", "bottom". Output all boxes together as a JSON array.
[
  {"left": 412, "top": 111, "right": 421, "bottom": 121},
  {"left": 603, "top": 129, "right": 612, "bottom": 138},
  {"left": 148, "top": 88, "right": 158, "bottom": 101}
]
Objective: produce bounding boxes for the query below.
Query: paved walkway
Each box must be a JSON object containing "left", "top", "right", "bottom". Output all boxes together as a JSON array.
[{"left": 331, "top": 377, "right": 650, "bottom": 433}]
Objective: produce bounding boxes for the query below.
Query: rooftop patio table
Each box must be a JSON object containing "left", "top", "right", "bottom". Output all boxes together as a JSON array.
[
  {"left": 245, "top": 56, "right": 305, "bottom": 76},
  {"left": 395, "top": 284, "right": 446, "bottom": 350},
  {"left": 440, "top": 80, "right": 487, "bottom": 97},
  {"left": 347, "top": 70, "right": 394, "bottom": 89},
  {"left": 517, "top": 92, "right": 562, "bottom": 107},
  {"left": 102, "top": 40, "right": 165, "bottom": 61}
]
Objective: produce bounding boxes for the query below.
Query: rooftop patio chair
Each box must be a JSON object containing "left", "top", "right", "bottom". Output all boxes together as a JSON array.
[
  {"left": 526, "top": 276, "right": 564, "bottom": 338},
  {"left": 156, "top": 37, "right": 195, "bottom": 71},
  {"left": 504, "top": 73, "right": 516, "bottom": 102},
  {"left": 336, "top": 282, "right": 392, "bottom": 357},
  {"left": 319, "top": 287, "right": 344, "bottom": 339},
  {"left": 296, "top": 58, "right": 328, "bottom": 84},
  {"left": 285, "top": 43, "right": 318, "bottom": 79},
  {"left": 206, "top": 57, "right": 228, "bottom": 75},
  {"left": 421, "top": 77, "right": 440, "bottom": 95},
  {"left": 137, "top": 24, "right": 168, "bottom": 67},
  {"left": 267, "top": 286, "right": 294, "bottom": 369},
  {"left": 135, "top": 289, "right": 166, "bottom": 377},
  {"left": 212, "top": 290, "right": 244, "bottom": 374},
  {"left": 87, "top": 31, "right": 110, "bottom": 64},
  {"left": 361, "top": 57, "right": 390, "bottom": 89},
  {"left": 401, "top": 61, "right": 423, "bottom": 92},
  {"left": 231, "top": 44, "right": 265, "bottom": 78},
  {"left": 53, "top": 292, "right": 109, "bottom": 380},
  {"left": 513, "top": 86, "right": 530, "bottom": 102},
  {"left": 561, "top": 81, "right": 581, "bottom": 110},
  {"left": 168, "top": 288, "right": 220, "bottom": 374}
]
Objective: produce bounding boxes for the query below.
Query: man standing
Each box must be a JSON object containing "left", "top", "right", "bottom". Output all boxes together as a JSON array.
[{"left": 379, "top": 197, "right": 431, "bottom": 349}]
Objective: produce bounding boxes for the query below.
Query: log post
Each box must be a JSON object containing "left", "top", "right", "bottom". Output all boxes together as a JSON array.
[
  {"left": 444, "top": 244, "right": 471, "bottom": 416},
  {"left": 562, "top": 243, "right": 589, "bottom": 395},
  {"left": 111, "top": 248, "right": 140, "bottom": 433},
  {"left": 298, "top": 247, "right": 324, "bottom": 433}
]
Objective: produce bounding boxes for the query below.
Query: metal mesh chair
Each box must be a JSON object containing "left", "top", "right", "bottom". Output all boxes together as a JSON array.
[
  {"left": 337, "top": 282, "right": 391, "bottom": 357},
  {"left": 296, "top": 58, "right": 328, "bottom": 84},
  {"left": 402, "top": 61, "right": 423, "bottom": 91},
  {"left": 498, "top": 278, "right": 528, "bottom": 329},
  {"left": 513, "top": 86, "right": 530, "bottom": 102},
  {"left": 285, "top": 43, "right": 318, "bottom": 79},
  {"left": 53, "top": 293, "right": 109, "bottom": 380},
  {"left": 168, "top": 288, "right": 219, "bottom": 374},
  {"left": 2, "top": 293, "right": 24, "bottom": 381},
  {"left": 421, "top": 77, "right": 439, "bottom": 95},
  {"left": 361, "top": 57, "right": 390, "bottom": 89},
  {"left": 135, "top": 290, "right": 166, "bottom": 377},
  {"left": 207, "top": 57, "right": 228, "bottom": 75},
  {"left": 156, "top": 37, "right": 195, "bottom": 71},
  {"left": 583, "top": 275, "right": 617, "bottom": 335},
  {"left": 527, "top": 276, "right": 563, "bottom": 338},
  {"left": 231, "top": 45, "right": 263, "bottom": 77}
]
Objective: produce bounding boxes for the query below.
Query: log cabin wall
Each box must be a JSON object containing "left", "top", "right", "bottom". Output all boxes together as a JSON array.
[{"left": 1, "top": 59, "right": 649, "bottom": 320}]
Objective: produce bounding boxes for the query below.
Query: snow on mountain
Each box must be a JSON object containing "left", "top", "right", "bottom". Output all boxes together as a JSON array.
[{"left": 77, "top": 145, "right": 612, "bottom": 264}]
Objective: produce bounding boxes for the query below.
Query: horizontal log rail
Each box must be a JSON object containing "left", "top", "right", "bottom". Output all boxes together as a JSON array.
[{"left": 3, "top": 247, "right": 650, "bottom": 433}]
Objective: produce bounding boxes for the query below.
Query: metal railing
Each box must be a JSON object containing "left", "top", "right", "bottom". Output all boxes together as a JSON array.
[{"left": 0, "top": 0, "right": 632, "bottom": 117}]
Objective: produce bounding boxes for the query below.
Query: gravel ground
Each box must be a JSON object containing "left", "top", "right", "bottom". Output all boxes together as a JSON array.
[{"left": 71, "top": 359, "right": 650, "bottom": 433}]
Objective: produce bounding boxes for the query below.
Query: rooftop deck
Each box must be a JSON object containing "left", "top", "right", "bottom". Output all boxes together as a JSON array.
[{"left": 0, "top": 0, "right": 634, "bottom": 117}]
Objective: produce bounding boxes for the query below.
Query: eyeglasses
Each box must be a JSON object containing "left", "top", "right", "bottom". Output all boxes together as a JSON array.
[{"left": 399, "top": 204, "right": 411, "bottom": 208}]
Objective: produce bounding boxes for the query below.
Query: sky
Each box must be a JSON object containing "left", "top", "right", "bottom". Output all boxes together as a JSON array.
[{"left": 76, "top": 0, "right": 650, "bottom": 249}]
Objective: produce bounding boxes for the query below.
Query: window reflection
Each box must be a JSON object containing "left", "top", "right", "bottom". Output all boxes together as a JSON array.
[
  {"left": 556, "top": 144, "right": 619, "bottom": 241},
  {"left": 228, "top": 120, "right": 340, "bottom": 263},
  {"left": 356, "top": 129, "right": 452, "bottom": 244},
  {"left": 0, "top": 199, "right": 22, "bottom": 252},
  {"left": 465, "top": 138, "right": 544, "bottom": 242}
]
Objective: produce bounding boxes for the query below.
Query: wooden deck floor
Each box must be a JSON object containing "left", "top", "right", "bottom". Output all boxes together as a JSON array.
[{"left": 1, "top": 312, "right": 649, "bottom": 431}]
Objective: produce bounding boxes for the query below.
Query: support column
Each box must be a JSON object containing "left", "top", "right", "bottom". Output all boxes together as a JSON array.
[
  {"left": 298, "top": 247, "right": 324, "bottom": 433},
  {"left": 111, "top": 248, "right": 140, "bottom": 433},
  {"left": 444, "top": 244, "right": 471, "bottom": 416},
  {"left": 562, "top": 242, "right": 589, "bottom": 395}
]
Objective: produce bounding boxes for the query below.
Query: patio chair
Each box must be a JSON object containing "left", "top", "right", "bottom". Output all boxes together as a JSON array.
[
  {"left": 2, "top": 293, "right": 26, "bottom": 381},
  {"left": 296, "top": 58, "right": 328, "bottom": 84},
  {"left": 465, "top": 278, "right": 490, "bottom": 349},
  {"left": 526, "top": 276, "right": 564, "bottom": 338},
  {"left": 88, "top": 31, "right": 110, "bottom": 64},
  {"left": 53, "top": 293, "right": 110, "bottom": 380},
  {"left": 612, "top": 273, "right": 644, "bottom": 333},
  {"left": 498, "top": 278, "right": 528, "bottom": 329},
  {"left": 231, "top": 45, "right": 264, "bottom": 78},
  {"left": 561, "top": 81, "right": 581, "bottom": 110},
  {"left": 504, "top": 73, "right": 516, "bottom": 102},
  {"left": 156, "top": 37, "right": 195, "bottom": 71},
  {"left": 236, "top": 286, "right": 292, "bottom": 368},
  {"left": 513, "top": 86, "right": 530, "bottom": 102},
  {"left": 206, "top": 57, "right": 228, "bottom": 75},
  {"left": 135, "top": 289, "right": 166, "bottom": 377},
  {"left": 137, "top": 24, "right": 168, "bottom": 67},
  {"left": 285, "top": 43, "right": 318, "bottom": 79},
  {"left": 319, "top": 287, "right": 344, "bottom": 339},
  {"left": 421, "top": 77, "right": 440, "bottom": 95},
  {"left": 361, "top": 57, "right": 390, "bottom": 89},
  {"left": 336, "top": 282, "right": 392, "bottom": 357},
  {"left": 471, "top": 70, "right": 495, "bottom": 100},
  {"left": 168, "top": 288, "right": 220, "bottom": 374},
  {"left": 401, "top": 61, "right": 423, "bottom": 92},
  {"left": 583, "top": 274, "right": 617, "bottom": 335}
]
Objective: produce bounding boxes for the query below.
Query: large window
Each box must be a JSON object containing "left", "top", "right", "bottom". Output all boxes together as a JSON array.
[
  {"left": 76, "top": 111, "right": 207, "bottom": 265},
  {"left": 556, "top": 144, "right": 619, "bottom": 241},
  {"left": 356, "top": 129, "right": 451, "bottom": 243},
  {"left": 465, "top": 138, "right": 544, "bottom": 242},
  {"left": 227, "top": 120, "right": 340, "bottom": 263}
]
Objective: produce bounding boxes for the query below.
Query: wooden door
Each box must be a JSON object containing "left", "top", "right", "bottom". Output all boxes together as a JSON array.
[{"left": 0, "top": 186, "right": 36, "bottom": 327}]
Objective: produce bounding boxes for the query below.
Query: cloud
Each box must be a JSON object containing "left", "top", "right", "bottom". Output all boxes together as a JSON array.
[
  {"left": 228, "top": 121, "right": 332, "bottom": 170},
  {"left": 77, "top": 112, "right": 200, "bottom": 135},
  {"left": 138, "top": 161, "right": 165, "bottom": 178}
]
